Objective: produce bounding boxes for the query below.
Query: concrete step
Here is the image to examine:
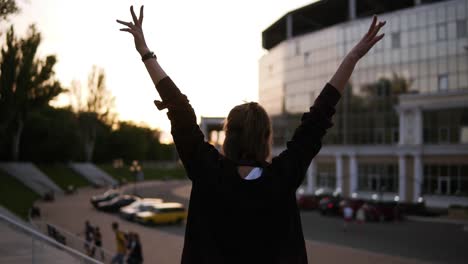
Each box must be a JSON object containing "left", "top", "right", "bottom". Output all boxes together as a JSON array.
[
  {"left": 0, "top": 162, "right": 63, "bottom": 196},
  {"left": 68, "top": 163, "right": 117, "bottom": 187}
]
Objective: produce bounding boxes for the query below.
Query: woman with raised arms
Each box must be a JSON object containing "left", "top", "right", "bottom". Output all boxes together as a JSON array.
[{"left": 117, "top": 6, "right": 385, "bottom": 264}]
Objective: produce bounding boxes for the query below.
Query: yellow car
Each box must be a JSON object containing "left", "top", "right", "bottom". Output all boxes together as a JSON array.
[{"left": 135, "top": 202, "right": 187, "bottom": 225}]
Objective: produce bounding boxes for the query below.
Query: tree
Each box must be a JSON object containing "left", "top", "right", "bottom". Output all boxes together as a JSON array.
[
  {"left": 68, "top": 66, "right": 115, "bottom": 162},
  {"left": 0, "top": 0, "right": 18, "bottom": 21},
  {"left": 0, "top": 25, "right": 63, "bottom": 160}
]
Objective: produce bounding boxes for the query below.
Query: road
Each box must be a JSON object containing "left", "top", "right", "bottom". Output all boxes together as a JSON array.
[{"left": 35, "top": 180, "right": 468, "bottom": 264}]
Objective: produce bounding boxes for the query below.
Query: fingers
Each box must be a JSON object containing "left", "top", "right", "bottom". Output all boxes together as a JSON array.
[
  {"left": 116, "top": 19, "right": 134, "bottom": 28},
  {"left": 366, "top": 15, "right": 377, "bottom": 35},
  {"left": 130, "top": 6, "right": 139, "bottom": 25},
  {"left": 370, "top": 33, "right": 385, "bottom": 46},
  {"left": 139, "top": 6, "right": 144, "bottom": 25},
  {"left": 369, "top": 20, "right": 386, "bottom": 40}
]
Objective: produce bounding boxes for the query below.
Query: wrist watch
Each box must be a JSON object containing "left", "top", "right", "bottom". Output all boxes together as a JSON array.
[{"left": 141, "top": 51, "right": 156, "bottom": 61}]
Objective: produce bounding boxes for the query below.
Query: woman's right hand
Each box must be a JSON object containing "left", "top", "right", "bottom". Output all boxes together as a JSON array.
[{"left": 117, "top": 5, "right": 150, "bottom": 55}]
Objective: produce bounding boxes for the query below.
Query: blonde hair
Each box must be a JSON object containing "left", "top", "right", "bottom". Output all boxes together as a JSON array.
[{"left": 223, "top": 102, "right": 272, "bottom": 164}]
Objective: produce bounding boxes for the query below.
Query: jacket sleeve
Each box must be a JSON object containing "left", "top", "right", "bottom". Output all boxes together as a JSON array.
[
  {"left": 270, "top": 83, "right": 341, "bottom": 190},
  {"left": 154, "top": 77, "right": 220, "bottom": 181}
]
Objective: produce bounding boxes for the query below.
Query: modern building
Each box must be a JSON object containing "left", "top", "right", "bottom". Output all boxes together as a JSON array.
[{"left": 259, "top": 0, "right": 468, "bottom": 207}]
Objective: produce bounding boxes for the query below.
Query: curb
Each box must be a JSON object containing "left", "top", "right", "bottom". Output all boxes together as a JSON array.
[{"left": 406, "top": 215, "right": 468, "bottom": 226}]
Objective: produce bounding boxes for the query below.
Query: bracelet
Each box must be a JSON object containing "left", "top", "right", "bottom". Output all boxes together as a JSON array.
[{"left": 141, "top": 51, "right": 156, "bottom": 61}]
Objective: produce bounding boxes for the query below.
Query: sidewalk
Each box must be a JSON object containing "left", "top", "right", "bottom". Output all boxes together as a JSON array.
[{"left": 406, "top": 215, "right": 468, "bottom": 226}]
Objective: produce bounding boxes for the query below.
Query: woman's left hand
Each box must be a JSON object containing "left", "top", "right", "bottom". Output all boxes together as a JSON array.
[{"left": 117, "top": 5, "right": 150, "bottom": 55}]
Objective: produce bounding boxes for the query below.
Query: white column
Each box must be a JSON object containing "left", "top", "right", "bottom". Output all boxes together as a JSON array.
[
  {"left": 336, "top": 155, "right": 343, "bottom": 194},
  {"left": 398, "top": 110, "right": 406, "bottom": 145},
  {"left": 399, "top": 155, "right": 407, "bottom": 201},
  {"left": 348, "top": 0, "right": 357, "bottom": 20},
  {"left": 413, "top": 154, "right": 423, "bottom": 202},
  {"left": 306, "top": 159, "right": 317, "bottom": 194},
  {"left": 349, "top": 154, "right": 358, "bottom": 195}
]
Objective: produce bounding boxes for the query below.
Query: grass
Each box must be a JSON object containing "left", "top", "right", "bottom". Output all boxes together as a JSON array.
[
  {"left": 99, "top": 164, "right": 186, "bottom": 183},
  {"left": 0, "top": 169, "right": 40, "bottom": 219},
  {"left": 37, "top": 164, "right": 90, "bottom": 190}
]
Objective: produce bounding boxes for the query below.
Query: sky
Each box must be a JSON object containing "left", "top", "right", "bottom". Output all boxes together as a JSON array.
[{"left": 8, "top": 0, "right": 317, "bottom": 140}]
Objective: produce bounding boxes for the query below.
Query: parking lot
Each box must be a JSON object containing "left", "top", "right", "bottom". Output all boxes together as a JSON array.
[{"left": 35, "top": 180, "right": 468, "bottom": 264}]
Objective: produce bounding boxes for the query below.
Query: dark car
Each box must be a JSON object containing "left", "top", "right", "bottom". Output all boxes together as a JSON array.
[
  {"left": 90, "top": 189, "right": 120, "bottom": 208},
  {"left": 296, "top": 187, "right": 335, "bottom": 210},
  {"left": 361, "top": 201, "right": 401, "bottom": 222},
  {"left": 96, "top": 195, "right": 139, "bottom": 212},
  {"left": 319, "top": 196, "right": 343, "bottom": 216}
]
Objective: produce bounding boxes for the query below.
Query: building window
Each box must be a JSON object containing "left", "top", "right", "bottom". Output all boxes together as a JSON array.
[
  {"left": 423, "top": 164, "right": 468, "bottom": 196},
  {"left": 438, "top": 74, "right": 448, "bottom": 91},
  {"left": 316, "top": 163, "right": 336, "bottom": 189},
  {"left": 392, "top": 129, "right": 399, "bottom": 143},
  {"left": 439, "top": 127, "right": 449, "bottom": 143},
  {"left": 437, "top": 23, "right": 447, "bottom": 41},
  {"left": 461, "top": 126, "right": 468, "bottom": 143},
  {"left": 423, "top": 108, "right": 468, "bottom": 144},
  {"left": 391, "top": 32, "right": 401, "bottom": 49},
  {"left": 358, "top": 164, "right": 398, "bottom": 193},
  {"left": 456, "top": 20, "right": 467, "bottom": 38}
]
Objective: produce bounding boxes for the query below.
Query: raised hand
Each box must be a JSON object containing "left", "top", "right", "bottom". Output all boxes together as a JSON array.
[
  {"left": 117, "top": 5, "right": 149, "bottom": 55},
  {"left": 328, "top": 16, "right": 386, "bottom": 93},
  {"left": 349, "top": 15, "right": 386, "bottom": 60}
]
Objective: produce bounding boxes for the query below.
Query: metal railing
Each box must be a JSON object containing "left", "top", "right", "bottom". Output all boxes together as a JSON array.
[
  {"left": 0, "top": 213, "right": 102, "bottom": 264},
  {"left": 32, "top": 220, "right": 113, "bottom": 262}
]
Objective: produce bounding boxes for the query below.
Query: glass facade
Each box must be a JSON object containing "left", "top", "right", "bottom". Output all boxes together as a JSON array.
[
  {"left": 260, "top": 0, "right": 468, "bottom": 117},
  {"left": 423, "top": 164, "right": 468, "bottom": 195},
  {"left": 261, "top": 0, "right": 468, "bottom": 202},
  {"left": 358, "top": 163, "right": 399, "bottom": 193},
  {"left": 316, "top": 163, "right": 336, "bottom": 189},
  {"left": 423, "top": 108, "right": 468, "bottom": 143}
]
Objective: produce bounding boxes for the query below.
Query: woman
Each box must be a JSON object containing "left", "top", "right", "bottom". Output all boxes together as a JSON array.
[{"left": 117, "top": 6, "right": 385, "bottom": 263}]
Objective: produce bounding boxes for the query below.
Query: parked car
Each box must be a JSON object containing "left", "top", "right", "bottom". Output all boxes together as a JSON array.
[
  {"left": 119, "top": 198, "right": 164, "bottom": 221},
  {"left": 296, "top": 187, "right": 335, "bottom": 210},
  {"left": 361, "top": 201, "right": 401, "bottom": 222},
  {"left": 318, "top": 196, "right": 343, "bottom": 216},
  {"left": 90, "top": 189, "right": 120, "bottom": 207},
  {"left": 96, "top": 195, "right": 139, "bottom": 212},
  {"left": 135, "top": 202, "right": 187, "bottom": 225}
]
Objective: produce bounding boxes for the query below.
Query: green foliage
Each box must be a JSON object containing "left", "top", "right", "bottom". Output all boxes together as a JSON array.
[
  {"left": 0, "top": 25, "right": 64, "bottom": 160},
  {"left": 37, "top": 164, "right": 89, "bottom": 190},
  {"left": 0, "top": 169, "right": 39, "bottom": 219},
  {"left": 19, "top": 106, "right": 81, "bottom": 161}
]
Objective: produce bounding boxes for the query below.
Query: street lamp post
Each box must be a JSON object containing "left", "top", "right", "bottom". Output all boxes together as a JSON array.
[{"left": 129, "top": 160, "right": 142, "bottom": 195}]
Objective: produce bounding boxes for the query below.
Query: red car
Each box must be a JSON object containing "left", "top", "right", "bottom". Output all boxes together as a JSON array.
[{"left": 360, "top": 201, "right": 401, "bottom": 222}]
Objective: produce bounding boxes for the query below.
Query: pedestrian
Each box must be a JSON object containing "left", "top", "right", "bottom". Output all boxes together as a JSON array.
[
  {"left": 80, "top": 220, "right": 94, "bottom": 256},
  {"left": 94, "top": 226, "right": 105, "bottom": 261},
  {"left": 111, "top": 222, "right": 127, "bottom": 264},
  {"left": 356, "top": 204, "right": 366, "bottom": 224},
  {"left": 127, "top": 232, "right": 143, "bottom": 264},
  {"left": 343, "top": 201, "right": 354, "bottom": 231},
  {"left": 117, "top": 5, "right": 385, "bottom": 263}
]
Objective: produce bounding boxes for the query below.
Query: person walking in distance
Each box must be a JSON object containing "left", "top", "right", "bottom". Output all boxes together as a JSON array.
[
  {"left": 117, "top": 5, "right": 385, "bottom": 263},
  {"left": 93, "top": 226, "right": 105, "bottom": 261},
  {"left": 126, "top": 232, "right": 143, "bottom": 264},
  {"left": 111, "top": 222, "right": 127, "bottom": 264}
]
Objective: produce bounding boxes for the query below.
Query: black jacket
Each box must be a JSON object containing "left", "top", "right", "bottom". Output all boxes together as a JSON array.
[{"left": 154, "top": 77, "right": 341, "bottom": 264}]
